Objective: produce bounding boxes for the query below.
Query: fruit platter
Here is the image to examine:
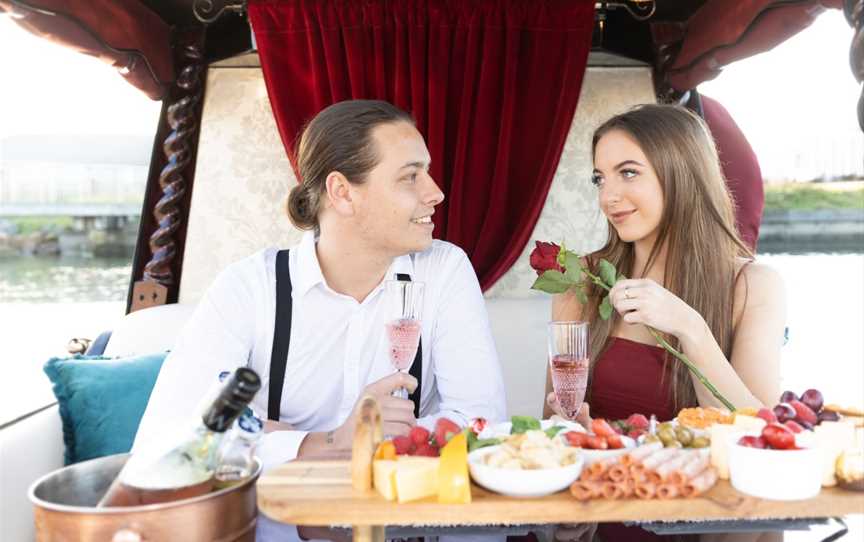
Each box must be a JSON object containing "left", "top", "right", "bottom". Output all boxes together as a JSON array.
[{"left": 257, "top": 392, "right": 864, "bottom": 535}]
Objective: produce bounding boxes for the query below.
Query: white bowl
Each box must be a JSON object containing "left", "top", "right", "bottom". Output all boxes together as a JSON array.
[
  {"left": 467, "top": 446, "right": 584, "bottom": 498},
  {"left": 729, "top": 443, "right": 823, "bottom": 500}
]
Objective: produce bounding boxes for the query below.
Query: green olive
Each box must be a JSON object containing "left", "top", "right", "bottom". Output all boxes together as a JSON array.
[
  {"left": 675, "top": 427, "right": 694, "bottom": 446},
  {"left": 664, "top": 439, "right": 684, "bottom": 448},
  {"left": 691, "top": 436, "right": 710, "bottom": 448},
  {"left": 643, "top": 434, "right": 661, "bottom": 444},
  {"left": 657, "top": 428, "right": 677, "bottom": 445},
  {"left": 658, "top": 422, "right": 674, "bottom": 433}
]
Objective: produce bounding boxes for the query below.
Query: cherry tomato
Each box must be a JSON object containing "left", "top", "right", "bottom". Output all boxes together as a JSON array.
[{"left": 761, "top": 422, "right": 796, "bottom": 450}]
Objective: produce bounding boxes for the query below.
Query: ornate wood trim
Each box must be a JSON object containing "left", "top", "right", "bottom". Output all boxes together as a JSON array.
[{"left": 128, "top": 30, "right": 206, "bottom": 313}]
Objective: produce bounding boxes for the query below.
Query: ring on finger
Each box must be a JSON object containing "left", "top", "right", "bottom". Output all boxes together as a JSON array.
[{"left": 624, "top": 287, "right": 632, "bottom": 300}]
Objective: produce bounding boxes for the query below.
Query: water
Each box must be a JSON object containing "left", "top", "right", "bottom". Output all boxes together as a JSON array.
[
  {"left": 0, "top": 256, "right": 130, "bottom": 424},
  {"left": 3, "top": 252, "right": 861, "bottom": 426}
]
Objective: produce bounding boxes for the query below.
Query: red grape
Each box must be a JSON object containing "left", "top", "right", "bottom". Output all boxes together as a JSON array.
[
  {"left": 779, "top": 390, "right": 798, "bottom": 403},
  {"left": 773, "top": 402, "right": 796, "bottom": 423},
  {"left": 800, "top": 389, "right": 824, "bottom": 414}
]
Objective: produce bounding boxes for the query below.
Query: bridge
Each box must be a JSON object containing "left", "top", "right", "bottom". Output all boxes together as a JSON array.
[{"left": 0, "top": 203, "right": 141, "bottom": 217}]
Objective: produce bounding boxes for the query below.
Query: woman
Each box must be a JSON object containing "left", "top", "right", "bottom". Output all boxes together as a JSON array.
[{"left": 544, "top": 104, "right": 786, "bottom": 424}]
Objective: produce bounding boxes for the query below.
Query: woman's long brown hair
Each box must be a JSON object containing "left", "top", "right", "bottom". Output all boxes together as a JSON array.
[{"left": 585, "top": 104, "right": 754, "bottom": 412}]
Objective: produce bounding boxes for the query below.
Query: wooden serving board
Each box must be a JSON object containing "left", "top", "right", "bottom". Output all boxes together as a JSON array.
[{"left": 257, "top": 459, "right": 864, "bottom": 527}]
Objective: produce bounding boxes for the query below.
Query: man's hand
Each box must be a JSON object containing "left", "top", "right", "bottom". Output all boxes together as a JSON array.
[{"left": 334, "top": 372, "right": 418, "bottom": 448}]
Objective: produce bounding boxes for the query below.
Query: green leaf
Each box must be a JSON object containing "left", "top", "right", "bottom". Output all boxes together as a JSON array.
[
  {"left": 598, "top": 259, "right": 618, "bottom": 288},
  {"left": 544, "top": 426, "right": 565, "bottom": 439},
  {"left": 599, "top": 295, "right": 614, "bottom": 320},
  {"left": 575, "top": 286, "right": 588, "bottom": 305},
  {"left": 531, "top": 271, "right": 571, "bottom": 294},
  {"left": 511, "top": 415, "right": 542, "bottom": 434},
  {"left": 467, "top": 435, "right": 503, "bottom": 453},
  {"left": 562, "top": 252, "right": 583, "bottom": 283}
]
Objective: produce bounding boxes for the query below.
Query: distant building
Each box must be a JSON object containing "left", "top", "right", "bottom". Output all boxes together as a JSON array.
[{"left": 0, "top": 134, "right": 151, "bottom": 206}]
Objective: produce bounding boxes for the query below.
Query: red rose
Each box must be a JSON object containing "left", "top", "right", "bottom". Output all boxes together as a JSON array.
[{"left": 529, "top": 241, "right": 564, "bottom": 276}]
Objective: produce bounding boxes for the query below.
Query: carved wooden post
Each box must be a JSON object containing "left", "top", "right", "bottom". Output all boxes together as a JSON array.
[
  {"left": 130, "top": 35, "right": 205, "bottom": 312},
  {"left": 846, "top": 0, "right": 864, "bottom": 131}
]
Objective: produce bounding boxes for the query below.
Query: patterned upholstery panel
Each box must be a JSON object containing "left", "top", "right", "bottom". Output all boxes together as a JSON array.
[
  {"left": 485, "top": 67, "right": 657, "bottom": 299},
  {"left": 179, "top": 69, "right": 302, "bottom": 304},
  {"left": 179, "top": 67, "right": 655, "bottom": 303}
]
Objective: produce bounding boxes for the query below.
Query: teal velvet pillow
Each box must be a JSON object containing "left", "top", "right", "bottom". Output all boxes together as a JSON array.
[{"left": 43, "top": 352, "right": 167, "bottom": 465}]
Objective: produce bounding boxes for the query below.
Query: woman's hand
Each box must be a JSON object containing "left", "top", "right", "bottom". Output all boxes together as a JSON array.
[
  {"left": 609, "top": 278, "right": 707, "bottom": 346},
  {"left": 546, "top": 393, "right": 592, "bottom": 429}
]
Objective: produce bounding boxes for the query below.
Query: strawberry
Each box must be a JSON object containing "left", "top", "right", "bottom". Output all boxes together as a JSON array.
[
  {"left": 393, "top": 435, "right": 414, "bottom": 455},
  {"left": 433, "top": 418, "right": 461, "bottom": 447},
  {"left": 591, "top": 419, "right": 616, "bottom": 438},
  {"left": 784, "top": 420, "right": 805, "bottom": 434},
  {"left": 585, "top": 435, "right": 609, "bottom": 450},
  {"left": 564, "top": 431, "right": 589, "bottom": 448},
  {"left": 626, "top": 413, "right": 650, "bottom": 430},
  {"left": 606, "top": 434, "right": 624, "bottom": 449},
  {"left": 761, "top": 422, "right": 796, "bottom": 450},
  {"left": 788, "top": 400, "right": 818, "bottom": 426},
  {"left": 627, "top": 429, "right": 644, "bottom": 439},
  {"left": 414, "top": 443, "right": 439, "bottom": 457},
  {"left": 756, "top": 408, "right": 777, "bottom": 424},
  {"left": 409, "top": 426, "right": 431, "bottom": 446},
  {"left": 470, "top": 418, "right": 488, "bottom": 434}
]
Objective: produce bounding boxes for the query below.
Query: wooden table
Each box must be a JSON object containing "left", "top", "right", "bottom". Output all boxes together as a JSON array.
[
  {"left": 257, "top": 459, "right": 864, "bottom": 541},
  {"left": 257, "top": 398, "right": 864, "bottom": 542}
]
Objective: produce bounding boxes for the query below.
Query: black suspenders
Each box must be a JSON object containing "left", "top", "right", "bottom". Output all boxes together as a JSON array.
[
  {"left": 267, "top": 250, "right": 423, "bottom": 421},
  {"left": 268, "top": 250, "right": 293, "bottom": 421}
]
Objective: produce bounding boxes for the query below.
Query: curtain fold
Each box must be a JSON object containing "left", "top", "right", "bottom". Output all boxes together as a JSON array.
[{"left": 249, "top": 0, "right": 594, "bottom": 290}]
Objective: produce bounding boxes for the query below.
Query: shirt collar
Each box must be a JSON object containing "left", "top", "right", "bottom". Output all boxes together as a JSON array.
[{"left": 293, "top": 231, "right": 418, "bottom": 297}]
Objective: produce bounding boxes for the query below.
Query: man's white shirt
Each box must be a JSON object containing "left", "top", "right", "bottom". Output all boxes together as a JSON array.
[{"left": 134, "top": 231, "right": 507, "bottom": 469}]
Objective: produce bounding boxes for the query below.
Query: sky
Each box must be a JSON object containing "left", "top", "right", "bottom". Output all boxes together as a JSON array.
[{"left": 0, "top": 9, "right": 861, "bottom": 180}]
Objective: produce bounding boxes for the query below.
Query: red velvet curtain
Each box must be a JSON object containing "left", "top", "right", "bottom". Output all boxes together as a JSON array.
[{"left": 248, "top": 0, "right": 594, "bottom": 290}]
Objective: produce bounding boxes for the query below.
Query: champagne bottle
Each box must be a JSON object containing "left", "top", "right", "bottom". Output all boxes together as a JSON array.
[{"left": 97, "top": 367, "right": 261, "bottom": 507}]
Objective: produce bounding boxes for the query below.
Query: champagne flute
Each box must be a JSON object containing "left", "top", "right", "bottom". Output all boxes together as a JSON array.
[
  {"left": 384, "top": 280, "right": 424, "bottom": 399},
  {"left": 547, "top": 321, "right": 589, "bottom": 420}
]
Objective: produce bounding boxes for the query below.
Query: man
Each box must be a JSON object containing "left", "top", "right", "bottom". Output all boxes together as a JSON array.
[{"left": 134, "top": 100, "right": 507, "bottom": 469}]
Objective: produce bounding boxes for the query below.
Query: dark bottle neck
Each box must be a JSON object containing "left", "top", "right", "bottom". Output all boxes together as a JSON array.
[{"left": 201, "top": 368, "right": 261, "bottom": 433}]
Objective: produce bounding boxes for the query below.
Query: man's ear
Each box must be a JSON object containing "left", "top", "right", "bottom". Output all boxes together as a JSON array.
[{"left": 324, "top": 171, "right": 354, "bottom": 216}]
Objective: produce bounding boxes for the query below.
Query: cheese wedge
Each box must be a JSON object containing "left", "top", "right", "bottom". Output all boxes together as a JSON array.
[
  {"left": 732, "top": 414, "right": 767, "bottom": 432},
  {"left": 393, "top": 457, "right": 439, "bottom": 503},
  {"left": 373, "top": 460, "right": 398, "bottom": 501},
  {"left": 710, "top": 423, "right": 744, "bottom": 480},
  {"left": 373, "top": 457, "right": 440, "bottom": 503},
  {"left": 438, "top": 432, "right": 471, "bottom": 504},
  {"left": 814, "top": 421, "right": 857, "bottom": 486}
]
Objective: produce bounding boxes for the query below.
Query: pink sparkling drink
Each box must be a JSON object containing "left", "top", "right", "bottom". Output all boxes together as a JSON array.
[
  {"left": 386, "top": 318, "right": 422, "bottom": 371},
  {"left": 548, "top": 321, "right": 589, "bottom": 419},
  {"left": 550, "top": 354, "right": 589, "bottom": 418}
]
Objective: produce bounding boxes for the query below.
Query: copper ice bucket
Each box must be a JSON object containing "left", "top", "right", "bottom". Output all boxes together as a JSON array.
[{"left": 29, "top": 453, "right": 262, "bottom": 542}]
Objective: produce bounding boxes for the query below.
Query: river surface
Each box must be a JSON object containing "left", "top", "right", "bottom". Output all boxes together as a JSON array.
[
  {"left": 2, "top": 251, "right": 863, "bottom": 426},
  {"left": 1, "top": 252, "right": 863, "bottom": 540}
]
